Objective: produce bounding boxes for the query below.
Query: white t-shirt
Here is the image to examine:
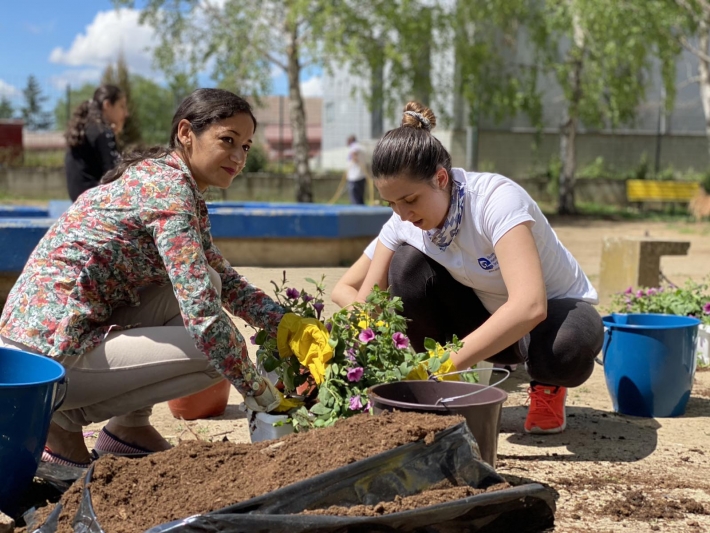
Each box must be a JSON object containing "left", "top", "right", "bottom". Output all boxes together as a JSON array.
[
  {"left": 376, "top": 168, "right": 598, "bottom": 313},
  {"left": 346, "top": 142, "right": 366, "bottom": 182}
]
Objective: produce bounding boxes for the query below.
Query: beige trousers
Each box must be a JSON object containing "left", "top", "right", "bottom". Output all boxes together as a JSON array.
[{"left": 1, "top": 268, "right": 225, "bottom": 432}]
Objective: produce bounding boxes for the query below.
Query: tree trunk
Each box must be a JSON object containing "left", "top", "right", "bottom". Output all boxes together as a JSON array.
[
  {"left": 698, "top": 18, "right": 710, "bottom": 160},
  {"left": 285, "top": 18, "right": 313, "bottom": 203},
  {"left": 412, "top": 7, "right": 433, "bottom": 106},
  {"left": 370, "top": 47, "right": 385, "bottom": 139},
  {"left": 558, "top": 6, "right": 584, "bottom": 215}
]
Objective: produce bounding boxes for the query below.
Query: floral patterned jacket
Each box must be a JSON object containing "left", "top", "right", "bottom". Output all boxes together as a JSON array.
[{"left": 0, "top": 153, "right": 283, "bottom": 395}]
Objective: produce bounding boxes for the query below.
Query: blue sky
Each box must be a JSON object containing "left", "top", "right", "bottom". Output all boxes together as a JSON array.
[{"left": 0, "top": 1, "right": 322, "bottom": 115}]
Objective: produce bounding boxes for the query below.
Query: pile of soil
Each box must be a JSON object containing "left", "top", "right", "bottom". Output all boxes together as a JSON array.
[
  {"left": 37, "top": 412, "right": 465, "bottom": 533},
  {"left": 601, "top": 490, "right": 708, "bottom": 521},
  {"left": 303, "top": 481, "right": 512, "bottom": 517}
]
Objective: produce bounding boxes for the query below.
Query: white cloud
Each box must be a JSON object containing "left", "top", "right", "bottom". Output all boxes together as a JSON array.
[
  {"left": 49, "top": 69, "right": 103, "bottom": 91},
  {"left": 300, "top": 76, "right": 323, "bottom": 97},
  {"left": 0, "top": 79, "right": 21, "bottom": 99},
  {"left": 49, "top": 9, "right": 156, "bottom": 76}
]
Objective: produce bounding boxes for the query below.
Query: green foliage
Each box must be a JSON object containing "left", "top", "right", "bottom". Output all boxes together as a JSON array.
[
  {"left": 0, "top": 97, "right": 14, "bottom": 119},
  {"left": 606, "top": 280, "right": 710, "bottom": 326},
  {"left": 21, "top": 75, "right": 52, "bottom": 131},
  {"left": 131, "top": 75, "right": 176, "bottom": 146},
  {"left": 53, "top": 83, "right": 96, "bottom": 132},
  {"left": 243, "top": 142, "right": 269, "bottom": 173}
]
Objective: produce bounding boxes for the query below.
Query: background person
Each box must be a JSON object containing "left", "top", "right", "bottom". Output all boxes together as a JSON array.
[
  {"left": 346, "top": 135, "right": 368, "bottom": 205},
  {"left": 64, "top": 84, "right": 128, "bottom": 202},
  {"left": 0, "top": 88, "right": 282, "bottom": 468},
  {"left": 354, "top": 101, "right": 604, "bottom": 435}
]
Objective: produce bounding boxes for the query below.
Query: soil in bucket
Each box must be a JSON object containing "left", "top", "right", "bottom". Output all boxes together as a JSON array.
[
  {"left": 28, "top": 411, "right": 464, "bottom": 533},
  {"left": 368, "top": 380, "right": 508, "bottom": 467}
]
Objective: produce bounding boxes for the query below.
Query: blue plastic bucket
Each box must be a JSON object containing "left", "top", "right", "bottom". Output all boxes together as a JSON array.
[
  {"left": 0, "top": 347, "right": 66, "bottom": 514},
  {"left": 601, "top": 313, "right": 699, "bottom": 418}
]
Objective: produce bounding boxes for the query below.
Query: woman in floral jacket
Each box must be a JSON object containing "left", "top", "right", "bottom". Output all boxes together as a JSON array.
[{"left": 0, "top": 88, "right": 283, "bottom": 467}]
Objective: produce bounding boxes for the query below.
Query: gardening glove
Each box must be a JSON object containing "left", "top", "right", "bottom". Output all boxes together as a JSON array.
[
  {"left": 277, "top": 313, "right": 333, "bottom": 384},
  {"left": 433, "top": 357, "right": 460, "bottom": 381},
  {"left": 272, "top": 394, "right": 305, "bottom": 413},
  {"left": 243, "top": 376, "right": 281, "bottom": 413}
]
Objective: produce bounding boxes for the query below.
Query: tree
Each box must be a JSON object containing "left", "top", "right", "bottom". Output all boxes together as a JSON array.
[
  {"left": 53, "top": 83, "right": 97, "bottom": 131},
  {"left": 672, "top": 0, "right": 710, "bottom": 159},
  {"left": 103, "top": 52, "right": 142, "bottom": 147},
  {"left": 537, "top": 0, "right": 679, "bottom": 214},
  {"left": 131, "top": 75, "right": 175, "bottom": 145},
  {"left": 20, "top": 75, "right": 52, "bottom": 130},
  {"left": 0, "top": 97, "right": 13, "bottom": 119},
  {"left": 114, "top": 0, "right": 340, "bottom": 202},
  {"left": 319, "top": 0, "right": 447, "bottom": 137}
]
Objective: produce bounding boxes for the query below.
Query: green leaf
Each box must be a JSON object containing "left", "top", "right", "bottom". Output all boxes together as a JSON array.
[
  {"left": 262, "top": 354, "right": 280, "bottom": 373},
  {"left": 427, "top": 357, "right": 441, "bottom": 373},
  {"left": 424, "top": 338, "right": 437, "bottom": 351},
  {"left": 310, "top": 403, "right": 332, "bottom": 415},
  {"left": 255, "top": 329, "right": 269, "bottom": 345}
]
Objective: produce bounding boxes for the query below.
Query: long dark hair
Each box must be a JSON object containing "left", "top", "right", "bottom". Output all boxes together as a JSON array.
[
  {"left": 101, "top": 88, "right": 257, "bottom": 185},
  {"left": 65, "top": 85, "right": 123, "bottom": 147},
  {"left": 371, "top": 101, "right": 452, "bottom": 186}
]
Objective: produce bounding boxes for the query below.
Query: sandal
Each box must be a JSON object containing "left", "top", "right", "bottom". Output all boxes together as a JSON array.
[
  {"left": 41, "top": 447, "right": 95, "bottom": 469},
  {"left": 93, "top": 427, "right": 153, "bottom": 458}
]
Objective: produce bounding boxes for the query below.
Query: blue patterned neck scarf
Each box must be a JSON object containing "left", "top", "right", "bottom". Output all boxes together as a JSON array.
[{"left": 426, "top": 177, "right": 465, "bottom": 251}]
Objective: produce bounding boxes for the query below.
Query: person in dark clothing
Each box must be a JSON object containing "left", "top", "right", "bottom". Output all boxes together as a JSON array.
[{"left": 65, "top": 85, "right": 128, "bottom": 201}]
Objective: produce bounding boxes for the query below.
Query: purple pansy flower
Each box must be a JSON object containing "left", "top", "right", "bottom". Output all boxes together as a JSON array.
[
  {"left": 347, "top": 367, "right": 364, "bottom": 382},
  {"left": 647, "top": 288, "right": 658, "bottom": 296},
  {"left": 286, "top": 287, "right": 300, "bottom": 300},
  {"left": 636, "top": 290, "right": 645, "bottom": 298},
  {"left": 346, "top": 348, "right": 357, "bottom": 362},
  {"left": 325, "top": 321, "right": 332, "bottom": 333},
  {"left": 359, "top": 328, "right": 375, "bottom": 343},
  {"left": 303, "top": 294, "right": 314, "bottom": 303},
  {"left": 703, "top": 302, "right": 710, "bottom": 315},
  {"left": 349, "top": 396, "right": 363, "bottom": 411},
  {"left": 392, "top": 332, "right": 409, "bottom": 349},
  {"left": 314, "top": 302, "right": 324, "bottom": 318},
  {"left": 249, "top": 334, "right": 257, "bottom": 345},
  {"left": 624, "top": 287, "right": 634, "bottom": 295},
  {"left": 363, "top": 401, "right": 371, "bottom": 411}
]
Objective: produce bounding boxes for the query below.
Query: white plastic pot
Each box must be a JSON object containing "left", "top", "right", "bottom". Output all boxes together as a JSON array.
[
  {"left": 697, "top": 324, "right": 710, "bottom": 367},
  {"left": 247, "top": 410, "right": 294, "bottom": 443}
]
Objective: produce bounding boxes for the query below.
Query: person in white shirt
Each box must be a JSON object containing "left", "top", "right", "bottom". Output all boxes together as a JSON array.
[
  {"left": 353, "top": 101, "right": 604, "bottom": 435},
  {"left": 346, "top": 135, "right": 367, "bottom": 205}
]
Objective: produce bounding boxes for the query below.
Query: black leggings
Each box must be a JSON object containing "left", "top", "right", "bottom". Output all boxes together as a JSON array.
[{"left": 388, "top": 245, "right": 604, "bottom": 387}]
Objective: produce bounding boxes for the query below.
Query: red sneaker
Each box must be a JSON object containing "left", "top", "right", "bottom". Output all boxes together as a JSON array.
[{"left": 524, "top": 383, "right": 567, "bottom": 434}]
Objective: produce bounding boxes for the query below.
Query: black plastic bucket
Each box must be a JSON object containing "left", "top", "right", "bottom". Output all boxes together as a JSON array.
[{"left": 369, "top": 380, "right": 508, "bottom": 467}]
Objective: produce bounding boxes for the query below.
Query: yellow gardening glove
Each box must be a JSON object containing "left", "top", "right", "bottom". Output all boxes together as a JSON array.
[
  {"left": 277, "top": 313, "right": 333, "bottom": 384},
  {"left": 272, "top": 391, "right": 305, "bottom": 413},
  {"left": 433, "top": 357, "right": 460, "bottom": 381},
  {"left": 406, "top": 362, "right": 429, "bottom": 381}
]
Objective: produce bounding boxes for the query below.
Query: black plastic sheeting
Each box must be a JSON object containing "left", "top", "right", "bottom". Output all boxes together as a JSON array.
[{"left": 34, "top": 422, "right": 556, "bottom": 532}]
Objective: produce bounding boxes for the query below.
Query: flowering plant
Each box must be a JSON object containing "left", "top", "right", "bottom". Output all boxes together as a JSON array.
[
  {"left": 288, "top": 286, "right": 464, "bottom": 430},
  {"left": 252, "top": 276, "right": 464, "bottom": 431},
  {"left": 607, "top": 279, "right": 710, "bottom": 326}
]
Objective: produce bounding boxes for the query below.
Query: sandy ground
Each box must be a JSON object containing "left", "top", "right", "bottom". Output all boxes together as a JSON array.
[{"left": 81, "top": 219, "right": 710, "bottom": 532}]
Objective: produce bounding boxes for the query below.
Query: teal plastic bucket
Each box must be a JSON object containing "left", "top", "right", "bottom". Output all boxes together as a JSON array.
[
  {"left": 0, "top": 347, "right": 66, "bottom": 514},
  {"left": 601, "top": 313, "right": 699, "bottom": 418}
]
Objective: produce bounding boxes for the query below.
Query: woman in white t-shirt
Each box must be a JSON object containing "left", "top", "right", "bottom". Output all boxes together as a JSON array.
[{"left": 353, "top": 101, "right": 604, "bottom": 435}]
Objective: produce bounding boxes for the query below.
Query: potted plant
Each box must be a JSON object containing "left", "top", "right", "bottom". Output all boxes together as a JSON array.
[
  {"left": 248, "top": 275, "right": 466, "bottom": 440},
  {"left": 607, "top": 279, "right": 710, "bottom": 367}
]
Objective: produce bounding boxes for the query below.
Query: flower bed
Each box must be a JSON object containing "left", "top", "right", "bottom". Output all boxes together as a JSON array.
[{"left": 607, "top": 279, "right": 710, "bottom": 367}]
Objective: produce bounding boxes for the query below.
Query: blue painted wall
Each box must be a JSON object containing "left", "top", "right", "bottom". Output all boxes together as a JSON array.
[{"left": 0, "top": 203, "right": 392, "bottom": 272}]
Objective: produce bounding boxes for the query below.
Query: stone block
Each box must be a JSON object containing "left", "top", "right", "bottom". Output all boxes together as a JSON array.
[
  {"left": 599, "top": 237, "right": 690, "bottom": 302},
  {"left": 0, "top": 511, "right": 14, "bottom": 533}
]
